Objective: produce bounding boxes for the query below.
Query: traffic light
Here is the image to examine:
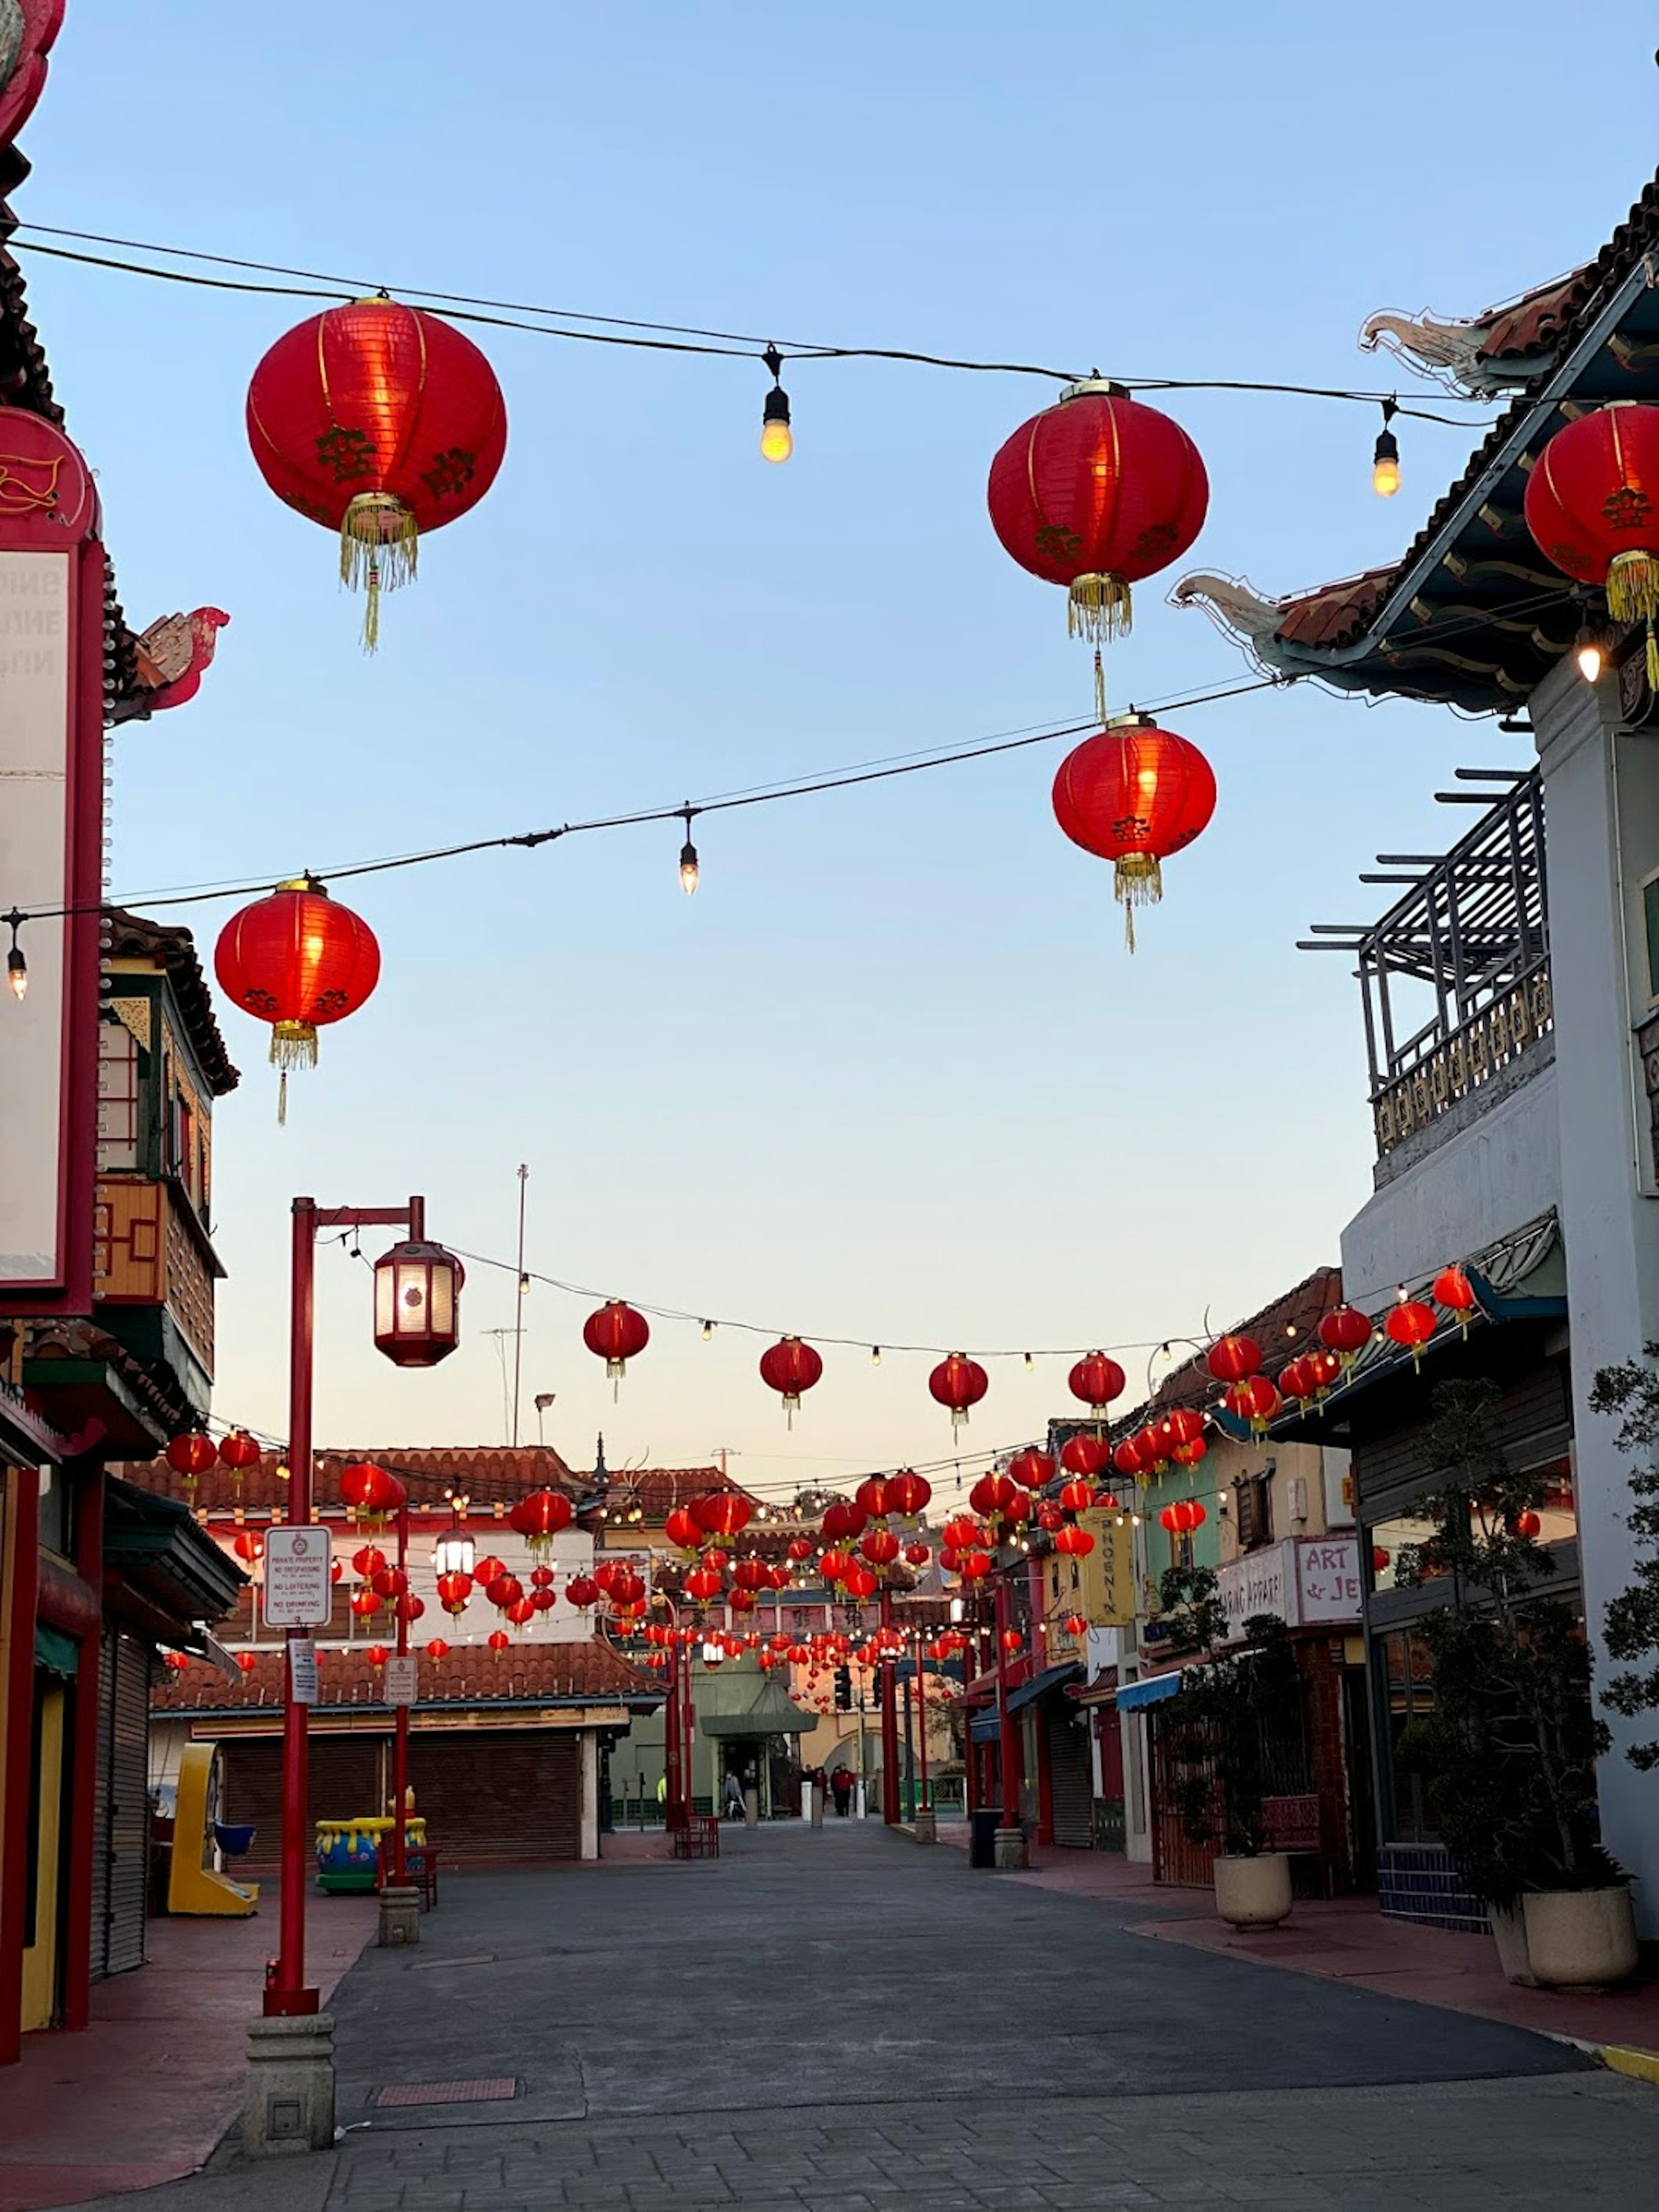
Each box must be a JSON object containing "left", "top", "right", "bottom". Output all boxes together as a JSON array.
[{"left": 834, "top": 1665, "right": 853, "bottom": 1712}]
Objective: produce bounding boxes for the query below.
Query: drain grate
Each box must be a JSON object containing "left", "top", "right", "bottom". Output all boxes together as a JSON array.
[{"left": 376, "top": 2077, "right": 518, "bottom": 2108}]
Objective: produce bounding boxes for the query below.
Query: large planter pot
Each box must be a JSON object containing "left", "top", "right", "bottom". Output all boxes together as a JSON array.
[
  {"left": 1521, "top": 1887, "right": 1639, "bottom": 1990},
  {"left": 1488, "top": 1904, "right": 1536, "bottom": 1988},
  {"left": 1213, "top": 1851, "right": 1293, "bottom": 1930}
]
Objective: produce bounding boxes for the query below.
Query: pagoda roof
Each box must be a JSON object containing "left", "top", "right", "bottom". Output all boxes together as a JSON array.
[
  {"left": 119, "top": 1441, "right": 587, "bottom": 1517},
  {"left": 105, "top": 907, "right": 239, "bottom": 1096},
  {"left": 153, "top": 1634, "right": 658, "bottom": 1716},
  {"left": 1175, "top": 165, "right": 1659, "bottom": 712}
]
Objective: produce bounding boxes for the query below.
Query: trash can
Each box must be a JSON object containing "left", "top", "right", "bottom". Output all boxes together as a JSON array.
[{"left": 969, "top": 1807, "right": 1000, "bottom": 1869}]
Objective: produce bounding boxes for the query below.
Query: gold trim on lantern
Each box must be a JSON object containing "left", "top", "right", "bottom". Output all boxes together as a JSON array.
[
  {"left": 340, "top": 492, "right": 419, "bottom": 652},
  {"left": 1068, "top": 573, "right": 1133, "bottom": 644}
]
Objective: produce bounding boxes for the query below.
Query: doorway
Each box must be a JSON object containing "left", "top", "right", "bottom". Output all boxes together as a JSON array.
[{"left": 21, "top": 1676, "right": 69, "bottom": 2031}]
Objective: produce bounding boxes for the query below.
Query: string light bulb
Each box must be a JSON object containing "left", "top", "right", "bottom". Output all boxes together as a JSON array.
[
  {"left": 701, "top": 1320, "right": 714, "bottom": 1340},
  {"left": 1574, "top": 617, "right": 1610, "bottom": 684},
  {"left": 518, "top": 1271, "right": 531, "bottom": 1297},
  {"left": 760, "top": 343, "right": 792, "bottom": 463},
  {"left": 4, "top": 911, "right": 25, "bottom": 1003},
  {"left": 871, "top": 1346, "right": 881, "bottom": 1367},
  {"left": 1372, "top": 399, "right": 1401, "bottom": 497},
  {"left": 678, "top": 805, "right": 700, "bottom": 895}
]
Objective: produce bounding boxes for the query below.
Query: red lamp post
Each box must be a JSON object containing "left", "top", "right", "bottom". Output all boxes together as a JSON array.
[
  {"left": 267, "top": 1195, "right": 460, "bottom": 2020},
  {"left": 994, "top": 1566, "right": 1023, "bottom": 1849},
  {"left": 879, "top": 1586, "right": 901, "bottom": 1827}
]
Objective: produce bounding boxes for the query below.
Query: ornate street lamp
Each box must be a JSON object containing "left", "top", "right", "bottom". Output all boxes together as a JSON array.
[{"left": 373, "top": 1204, "right": 464, "bottom": 1368}]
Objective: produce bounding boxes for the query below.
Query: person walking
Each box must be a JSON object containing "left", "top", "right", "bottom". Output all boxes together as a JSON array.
[
  {"left": 722, "top": 1768, "right": 745, "bottom": 1822},
  {"left": 830, "top": 1764, "right": 855, "bottom": 1818}
]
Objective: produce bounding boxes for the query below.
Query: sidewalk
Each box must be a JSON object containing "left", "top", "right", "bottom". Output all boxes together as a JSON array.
[
  {"left": 0, "top": 1890, "right": 377, "bottom": 2212},
  {"left": 940, "top": 1825, "right": 1659, "bottom": 2061}
]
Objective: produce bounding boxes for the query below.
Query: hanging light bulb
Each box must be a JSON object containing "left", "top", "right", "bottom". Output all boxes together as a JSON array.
[
  {"left": 518, "top": 1271, "right": 531, "bottom": 1298},
  {"left": 5, "top": 911, "right": 25, "bottom": 1003},
  {"left": 759, "top": 343, "right": 793, "bottom": 464},
  {"left": 871, "top": 1346, "right": 881, "bottom": 1367},
  {"left": 678, "top": 805, "right": 700, "bottom": 895},
  {"left": 1023, "top": 1352, "right": 1033, "bottom": 1370},
  {"left": 1372, "top": 400, "right": 1401, "bottom": 497},
  {"left": 702, "top": 1320, "right": 714, "bottom": 1340},
  {"left": 1574, "top": 616, "right": 1610, "bottom": 684}
]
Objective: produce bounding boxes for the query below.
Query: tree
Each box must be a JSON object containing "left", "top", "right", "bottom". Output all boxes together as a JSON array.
[
  {"left": 1587, "top": 1346, "right": 1659, "bottom": 1770},
  {"left": 1395, "top": 1380, "right": 1615, "bottom": 1909},
  {"left": 1155, "top": 1563, "right": 1299, "bottom": 1858}
]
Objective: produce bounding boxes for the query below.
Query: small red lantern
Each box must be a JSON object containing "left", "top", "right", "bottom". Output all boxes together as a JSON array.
[
  {"left": 1058, "top": 1479, "right": 1096, "bottom": 1515},
  {"left": 1112, "top": 1436, "right": 1146, "bottom": 1480},
  {"left": 903, "top": 1541, "right": 931, "bottom": 1568},
  {"left": 235, "top": 1650, "right": 259, "bottom": 1675},
  {"left": 425, "top": 1637, "right": 450, "bottom": 1660},
  {"left": 942, "top": 1514, "right": 982, "bottom": 1550},
  {"left": 487, "top": 1628, "right": 511, "bottom": 1652},
  {"left": 352, "top": 1545, "right": 386, "bottom": 1578},
  {"left": 969, "top": 1472, "right": 1017, "bottom": 1519},
  {"left": 166, "top": 1431, "right": 218, "bottom": 1482},
  {"left": 529, "top": 1565, "right": 556, "bottom": 1590},
  {"left": 759, "top": 1336, "right": 823, "bottom": 1425},
  {"left": 1434, "top": 1265, "right": 1477, "bottom": 1335},
  {"left": 860, "top": 1528, "right": 903, "bottom": 1568},
  {"left": 855, "top": 1476, "right": 892, "bottom": 1521},
  {"left": 1054, "top": 1524, "right": 1095, "bottom": 1558},
  {"left": 1318, "top": 1304, "right": 1373, "bottom": 1366},
  {"left": 1517, "top": 1510, "right": 1543, "bottom": 1540},
  {"left": 1153, "top": 1408, "right": 1205, "bottom": 1455},
  {"left": 818, "top": 1549, "right": 854, "bottom": 1585},
  {"left": 1064, "top": 1611, "right": 1089, "bottom": 1638},
  {"left": 369, "top": 1565, "right": 407, "bottom": 1600},
  {"left": 843, "top": 1565, "right": 879, "bottom": 1599},
  {"left": 1037, "top": 1500, "right": 1066, "bottom": 1533},
  {"left": 664, "top": 1507, "right": 702, "bottom": 1552},
  {"left": 246, "top": 299, "right": 507, "bottom": 650},
  {"left": 372, "top": 1231, "right": 464, "bottom": 1370},
  {"left": 349, "top": 1586, "right": 383, "bottom": 1620},
  {"left": 218, "top": 1430, "right": 262, "bottom": 1477},
  {"left": 1371, "top": 1546, "right": 1392, "bottom": 1573},
  {"left": 1052, "top": 720, "right": 1217, "bottom": 949},
  {"left": 510, "top": 1488, "right": 573, "bottom": 1560},
  {"left": 1279, "top": 1357, "right": 1316, "bottom": 1408},
  {"left": 565, "top": 1574, "right": 599, "bottom": 1609},
  {"left": 786, "top": 1536, "right": 815, "bottom": 1562},
  {"left": 163, "top": 1651, "right": 190, "bottom": 1673},
  {"left": 214, "top": 880, "right": 381, "bottom": 1119},
  {"left": 1000, "top": 1628, "right": 1023, "bottom": 1654},
  {"left": 1008, "top": 1448, "right": 1056, "bottom": 1492},
  {"left": 505, "top": 1596, "right": 537, "bottom": 1629},
  {"left": 232, "top": 1530, "right": 264, "bottom": 1564},
  {"left": 733, "top": 1557, "right": 772, "bottom": 1592},
  {"left": 1059, "top": 1432, "right": 1111, "bottom": 1479},
  {"left": 988, "top": 382, "right": 1208, "bottom": 711},
  {"left": 693, "top": 1491, "right": 753, "bottom": 1540},
  {"left": 930, "top": 1352, "right": 988, "bottom": 1436},
  {"left": 584, "top": 1299, "right": 650, "bottom": 1387},
  {"left": 485, "top": 1571, "right": 524, "bottom": 1612},
  {"left": 1386, "top": 1298, "right": 1437, "bottom": 1365},
  {"left": 1206, "top": 1335, "right": 1262, "bottom": 1386},
  {"left": 1224, "top": 1375, "right": 1282, "bottom": 1438},
  {"left": 821, "top": 1499, "right": 867, "bottom": 1545},
  {"left": 473, "top": 1555, "right": 506, "bottom": 1588},
  {"left": 1068, "top": 1352, "right": 1126, "bottom": 1417},
  {"left": 341, "top": 1461, "right": 405, "bottom": 1530},
  {"left": 887, "top": 1469, "right": 932, "bottom": 1518},
  {"left": 1306, "top": 1348, "right": 1344, "bottom": 1395},
  {"left": 959, "top": 1549, "right": 993, "bottom": 1580},
  {"left": 684, "top": 1565, "right": 724, "bottom": 1604},
  {"left": 1525, "top": 402, "right": 1659, "bottom": 684},
  {"left": 436, "top": 1571, "right": 473, "bottom": 1616}
]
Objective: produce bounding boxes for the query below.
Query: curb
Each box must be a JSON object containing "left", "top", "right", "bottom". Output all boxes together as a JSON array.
[{"left": 1597, "top": 2042, "right": 1659, "bottom": 2086}]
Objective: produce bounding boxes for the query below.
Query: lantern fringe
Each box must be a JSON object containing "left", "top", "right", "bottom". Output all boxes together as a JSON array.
[
  {"left": 1068, "top": 574, "right": 1132, "bottom": 645},
  {"left": 270, "top": 1020, "right": 316, "bottom": 1126},
  {"left": 1112, "top": 854, "right": 1163, "bottom": 954},
  {"left": 1092, "top": 649, "right": 1107, "bottom": 726},
  {"left": 340, "top": 494, "right": 419, "bottom": 654}
]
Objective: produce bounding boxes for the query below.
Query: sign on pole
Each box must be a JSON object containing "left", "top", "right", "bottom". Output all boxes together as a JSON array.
[
  {"left": 261, "top": 1526, "right": 334, "bottom": 1628},
  {"left": 383, "top": 1655, "right": 417, "bottom": 1707},
  {"left": 289, "top": 1638, "right": 319, "bottom": 1706}
]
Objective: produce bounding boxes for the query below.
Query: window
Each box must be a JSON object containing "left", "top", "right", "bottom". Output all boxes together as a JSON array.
[
  {"left": 37, "top": 1464, "right": 74, "bottom": 1560},
  {"left": 1235, "top": 1473, "right": 1273, "bottom": 1552},
  {"left": 1379, "top": 1628, "right": 1438, "bottom": 1841}
]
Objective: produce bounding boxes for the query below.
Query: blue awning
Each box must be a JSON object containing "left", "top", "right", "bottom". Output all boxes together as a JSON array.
[
  {"left": 1116, "top": 1671, "right": 1184, "bottom": 1713},
  {"left": 969, "top": 1709, "right": 1001, "bottom": 1742},
  {"left": 966, "top": 1662, "right": 1083, "bottom": 1739}
]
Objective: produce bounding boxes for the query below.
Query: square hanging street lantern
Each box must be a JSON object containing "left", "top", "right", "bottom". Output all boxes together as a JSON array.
[
  {"left": 432, "top": 1528, "right": 475, "bottom": 1577},
  {"left": 373, "top": 1233, "right": 464, "bottom": 1368}
]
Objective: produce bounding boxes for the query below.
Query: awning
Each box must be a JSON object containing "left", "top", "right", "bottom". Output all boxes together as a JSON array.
[
  {"left": 966, "top": 1662, "right": 1083, "bottom": 1739},
  {"left": 700, "top": 1693, "right": 816, "bottom": 1738},
  {"left": 1115, "top": 1672, "right": 1185, "bottom": 1713},
  {"left": 969, "top": 1709, "right": 1001, "bottom": 1743}
]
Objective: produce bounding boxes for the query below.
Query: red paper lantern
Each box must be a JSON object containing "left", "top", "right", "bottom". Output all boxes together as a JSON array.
[
  {"left": 1153, "top": 1408, "right": 1205, "bottom": 1455},
  {"left": 861, "top": 1530, "right": 901, "bottom": 1568},
  {"left": 786, "top": 1536, "right": 815, "bottom": 1562},
  {"left": 425, "top": 1637, "right": 450, "bottom": 1660},
  {"left": 436, "top": 1571, "right": 472, "bottom": 1616},
  {"left": 969, "top": 1472, "right": 1017, "bottom": 1519},
  {"left": 1224, "top": 1375, "right": 1282, "bottom": 1437},
  {"left": 1037, "top": 1501, "right": 1066, "bottom": 1533},
  {"left": 1517, "top": 1510, "right": 1543, "bottom": 1540},
  {"left": 1052, "top": 721, "right": 1217, "bottom": 948},
  {"left": 509, "top": 1488, "right": 573, "bottom": 1559},
  {"left": 609, "top": 1569, "right": 645, "bottom": 1609},
  {"left": 529, "top": 1564, "right": 556, "bottom": 1590},
  {"left": 1206, "top": 1334, "right": 1262, "bottom": 1386},
  {"left": 886, "top": 1469, "right": 932, "bottom": 1517},
  {"left": 485, "top": 1571, "right": 524, "bottom": 1612},
  {"left": 664, "top": 1507, "right": 703, "bottom": 1552},
  {"left": 1054, "top": 1524, "right": 1096, "bottom": 1558},
  {"left": 822, "top": 1499, "right": 867, "bottom": 1545},
  {"left": 855, "top": 1476, "right": 892, "bottom": 1520},
  {"left": 232, "top": 1530, "right": 264, "bottom": 1564},
  {"left": 959, "top": 1550, "right": 993, "bottom": 1580},
  {"left": 583, "top": 1300, "right": 649, "bottom": 1385},
  {"left": 930, "top": 1353, "right": 988, "bottom": 1435},
  {"left": 818, "top": 1549, "right": 855, "bottom": 1586},
  {"left": 369, "top": 1565, "right": 407, "bottom": 1599},
  {"left": 1058, "top": 1479, "right": 1096, "bottom": 1515},
  {"left": 1000, "top": 1628, "right": 1023, "bottom": 1654},
  {"left": 1068, "top": 1352, "right": 1127, "bottom": 1416},
  {"left": 1318, "top": 1304, "right": 1373, "bottom": 1365},
  {"left": 504, "top": 1596, "right": 536, "bottom": 1629},
  {"left": 1278, "top": 1358, "right": 1315, "bottom": 1407},
  {"left": 218, "top": 1430, "right": 262, "bottom": 1474},
  {"left": 165, "top": 1432, "right": 218, "bottom": 1481},
  {"left": 349, "top": 1586, "right": 383, "bottom": 1620},
  {"left": 1063, "top": 1612, "right": 1089, "bottom": 1637},
  {"left": 1306, "top": 1348, "right": 1343, "bottom": 1394},
  {"left": 1112, "top": 1436, "right": 1146, "bottom": 1479},
  {"left": 363, "top": 1643, "right": 389, "bottom": 1666},
  {"left": 1525, "top": 403, "right": 1659, "bottom": 684},
  {"left": 565, "top": 1574, "right": 599, "bottom": 1609},
  {"left": 1434, "top": 1265, "right": 1477, "bottom": 1334},
  {"left": 398, "top": 1594, "right": 426, "bottom": 1624},
  {"left": 942, "top": 1514, "right": 982, "bottom": 1551},
  {"left": 214, "top": 880, "right": 381, "bottom": 1117},
  {"left": 684, "top": 1565, "right": 724, "bottom": 1604},
  {"left": 247, "top": 299, "right": 507, "bottom": 649},
  {"left": 1008, "top": 1448, "right": 1056, "bottom": 1492},
  {"left": 235, "top": 1650, "right": 259, "bottom": 1675},
  {"left": 987, "top": 382, "right": 1208, "bottom": 677},
  {"left": 340, "top": 1461, "right": 404, "bottom": 1530},
  {"left": 693, "top": 1491, "right": 753, "bottom": 1540},
  {"left": 759, "top": 1336, "right": 823, "bottom": 1423},
  {"left": 487, "top": 1628, "right": 511, "bottom": 1652},
  {"left": 904, "top": 1542, "right": 931, "bottom": 1568},
  {"left": 352, "top": 1545, "right": 386, "bottom": 1579},
  {"left": 163, "top": 1651, "right": 190, "bottom": 1673},
  {"left": 1059, "top": 1433, "right": 1111, "bottom": 1479},
  {"left": 473, "top": 1555, "right": 506, "bottom": 1588},
  {"left": 1371, "top": 1546, "right": 1392, "bottom": 1573},
  {"left": 732, "top": 1557, "right": 771, "bottom": 1592},
  {"left": 1385, "top": 1299, "right": 1437, "bottom": 1364},
  {"left": 843, "top": 1565, "right": 879, "bottom": 1599}
]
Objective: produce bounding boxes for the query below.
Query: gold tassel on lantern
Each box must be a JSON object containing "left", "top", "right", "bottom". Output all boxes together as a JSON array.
[
  {"left": 1113, "top": 854, "right": 1163, "bottom": 954},
  {"left": 340, "top": 492, "right": 419, "bottom": 653},
  {"left": 1068, "top": 573, "right": 1133, "bottom": 645},
  {"left": 270, "top": 1019, "right": 317, "bottom": 1127},
  {"left": 1606, "top": 549, "right": 1659, "bottom": 688}
]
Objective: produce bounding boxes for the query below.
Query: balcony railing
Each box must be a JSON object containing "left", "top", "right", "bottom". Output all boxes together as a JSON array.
[{"left": 1371, "top": 957, "right": 1553, "bottom": 1152}]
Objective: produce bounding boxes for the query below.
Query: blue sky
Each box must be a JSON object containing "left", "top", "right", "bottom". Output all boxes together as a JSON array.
[{"left": 20, "top": 3, "right": 1655, "bottom": 1496}]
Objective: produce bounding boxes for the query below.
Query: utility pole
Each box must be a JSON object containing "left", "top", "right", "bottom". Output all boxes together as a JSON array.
[{"left": 510, "top": 1163, "right": 528, "bottom": 1446}]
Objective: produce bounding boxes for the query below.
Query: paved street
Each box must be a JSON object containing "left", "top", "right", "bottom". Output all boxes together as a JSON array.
[{"left": 60, "top": 1822, "right": 1659, "bottom": 2211}]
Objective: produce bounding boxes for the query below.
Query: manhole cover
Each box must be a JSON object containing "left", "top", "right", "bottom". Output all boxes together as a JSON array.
[{"left": 376, "top": 2077, "right": 518, "bottom": 2108}]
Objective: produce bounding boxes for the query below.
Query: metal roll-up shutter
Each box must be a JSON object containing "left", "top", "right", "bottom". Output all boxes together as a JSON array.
[
  {"left": 224, "top": 1734, "right": 385, "bottom": 1866},
  {"left": 91, "top": 1625, "right": 115, "bottom": 1979},
  {"left": 410, "top": 1730, "right": 581, "bottom": 1863},
  {"left": 104, "top": 1631, "right": 153, "bottom": 1975},
  {"left": 1047, "top": 1705, "right": 1093, "bottom": 1849}
]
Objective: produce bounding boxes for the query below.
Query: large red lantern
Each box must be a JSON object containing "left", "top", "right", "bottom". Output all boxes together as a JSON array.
[
  {"left": 693, "top": 1491, "right": 753, "bottom": 1541},
  {"left": 1052, "top": 720, "right": 1217, "bottom": 949},
  {"left": 435, "top": 1571, "right": 473, "bottom": 1617},
  {"left": 1008, "top": 1448, "right": 1056, "bottom": 1492},
  {"left": 564, "top": 1574, "right": 599, "bottom": 1610},
  {"left": 214, "top": 879, "right": 381, "bottom": 1118},
  {"left": 485, "top": 1571, "right": 524, "bottom": 1612},
  {"left": 1111, "top": 1435, "right": 1146, "bottom": 1480},
  {"left": 583, "top": 1300, "right": 649, "bottom": 1387},
  {"left": 165, "top": 1432, "right": 217, "bottom": 1482},
  {"left": 821, "top": 1499, "right": 867, "bottom": 1545},
  {"left": 1433, "top": 1265, "right": 1477, "bottom": 1334},
  {"left": 854, "top": 1476, "right": 892, "bottom": 1520},
  {"left": 969, "top": 1472, "right": 1017, "bottom": 1519},
  {"left": 509, "top": 1488, "right": 573, "bottom": 1560},
  {"left": 886, "top": 1469, "right": 932, "bottom": 1518},
  {"left": 1525, "top": 402, "right": 1659, "bottom": 684},
  {"left": 1054, "top": 1524, "right": 1096, "bottom": 1558},
  {"left": 1058, "top": 1479, "right": 1096, "bottom": 1515},
  {"left": 732, "top": 1557, "right": 772, "bottom": 1592},
  {"left": 1319, "top": 1304, "right": 1374, "bottom": 1369},
  {"left": 218, "top": 1430, "right": 262, "bottom": 1476},
  {"left": 843, "top": 1565, "right": 879, "bottom": 1600},
  {"left": 1206, "top": 1334, "right": 1262, "bottom": 1386},
  {"left": 1386, "top": 1298, "right": 1438, "bottom": 1365},
  {"left": 987, "top": 382, "right": 1208, "bottom": 703},
  {"left": 340, "top": 1461, "right": 404, "bottom": 1530},
  {"left": 1059, "top": 1432, "right": 1111, "bottom": 1478},
  {"left": 1224, "top": 1375, "right": 1282, "bottom": 1438},
  {"left": 930, "top": 1352, "right": 988, "bottom": 1436},
  {"left": 373, "top": 1229, "right": 464, "bottom": 1369},
  {"left": 247, "top": 299, "right": 507, "bottom": 649},
  {"left": 759, "top": 1336, "right": 823, "bottom": 1424},
  {"left": 1068, "top": 1352, "right": 1126, "bottom": 1417},
  {"left": 349, "top": 1587, "right": 383, "bottom": 1620},
  {"left": 664, "top": 1507, "right": 702, "bottom": 1553},
  {"left": 860, "top": 1529, "right": 901, "bottom": 1569},
  {"left": 786, "top": 1536, "right": 816, "bottom": 1563}
]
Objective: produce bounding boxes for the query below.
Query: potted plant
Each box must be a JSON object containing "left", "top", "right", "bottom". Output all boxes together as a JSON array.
[
  {"left": 1156, "top": 1563, "right": 1300, "bottom": 1929},
  {"left": 1396, "top": 1381, "right": 1632, "bottom": 1989}
]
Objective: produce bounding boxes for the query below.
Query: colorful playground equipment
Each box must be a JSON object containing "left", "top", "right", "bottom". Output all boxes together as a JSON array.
[
  {"left": 167, "top": 1742, "right": 259, "bottom": 1915},
  {"left": 315, "top": 1815, "right": 428, "bottom": 1893}
]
